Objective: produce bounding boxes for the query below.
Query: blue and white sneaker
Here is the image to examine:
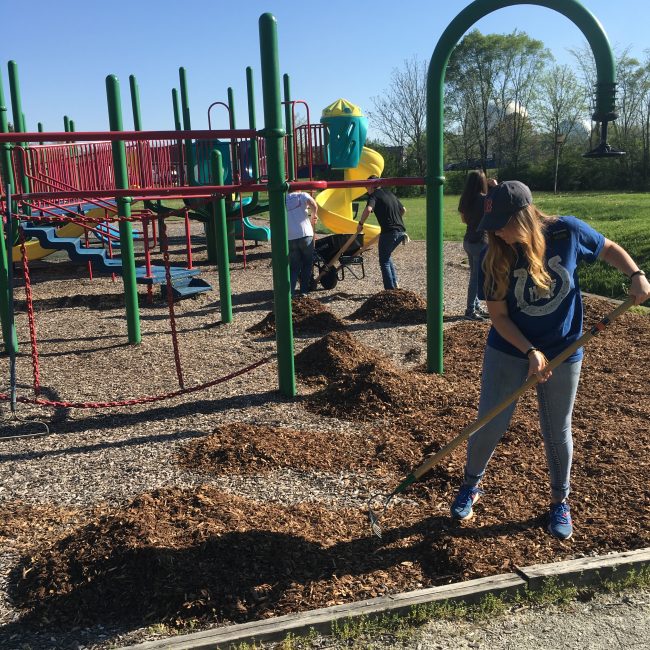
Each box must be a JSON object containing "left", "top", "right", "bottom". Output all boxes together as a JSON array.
[
  {"left": 548, "top": 501, "right": 573, "bottom": 540},
  {"left": 450, "top": 485, "right": 484, "bottom": 520}
]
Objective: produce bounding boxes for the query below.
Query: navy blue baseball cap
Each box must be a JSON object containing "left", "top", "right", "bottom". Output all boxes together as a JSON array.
[{"left": 478, "top": 180, "right": 533, "bottom": 231}]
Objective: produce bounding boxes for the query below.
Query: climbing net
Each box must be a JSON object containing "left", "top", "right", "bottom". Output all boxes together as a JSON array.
[{"left": 0, "top": 205, "right": 272, "bottom": 413}]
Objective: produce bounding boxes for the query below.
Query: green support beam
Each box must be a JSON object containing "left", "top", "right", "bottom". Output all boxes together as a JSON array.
[
  {"left": 0, "top": 73, "right": 18, "bottom": 352},
  {"left": 106, "top": 75, "right": 141, "bottom": 344},
  {"left": 283, "top": 73, "right": 295, "bottom": 181},
  {"left": 259, "top": 13, "right": 295, "bottom": 397},
  {"left": 211, "top": 150, "right": 233, "bottom": 324}
]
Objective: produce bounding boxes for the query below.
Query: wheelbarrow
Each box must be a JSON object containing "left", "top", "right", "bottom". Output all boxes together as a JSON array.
[{"left": 311, "top": 232, "right": 378, "bottom": 290}]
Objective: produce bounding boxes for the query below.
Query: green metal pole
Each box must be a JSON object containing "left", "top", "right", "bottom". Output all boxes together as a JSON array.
[
  {"left": 63, "top": 115, "right": 70, "bottom": 132},
  {"left": 245, "top": 66, "right": 260, "bottom": 210},
  {"left": 211, "top": 150, "right": 232, "bottom": 323},
  {"left": 227, "top": 86, "right": 238, "bottom": 173},
  {"left": 106, "top": 74, "right": 141, "bottom": 344},
  {"left": 179, "top": 67, "right": 197, "bottom": 186},
  {"left": 129, "top": 74, "right": 149, "bottom": 189},
  {"left": 171, "top": 88, "right": 185, "bottom": 186},
  {"left": 8, "top": 61, "right": 30, "bottom": 216},
  {"left": 259, "top": 13, "right": 295, "bottom": 397},
  {"left": 172, "top": 88, "right": 182, "bottom": 130},
  {"left": 283, "top": 73, "right": 295, "bottom": 181},
  {"left": 129, "top": 75, "right": 143, "bottom": 131},
  {"left": 0, "top": 74, "right": 17, "bottom": 352},
  {"left": 226, "top": 86, "right": 239, "bottom": 261},
  {"left": 425, "top": 0, "right": 619, "bottom": 374},
  {"left": 37, "top": 121, "right": 44, "bottom": 145},
  {"left": 69, "top": 119, "right": 75, "bottom": 132}
]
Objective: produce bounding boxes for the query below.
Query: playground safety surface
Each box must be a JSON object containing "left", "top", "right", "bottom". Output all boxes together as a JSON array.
[{"left": 0, "top": 231, "right": 647, "bottom": 649}]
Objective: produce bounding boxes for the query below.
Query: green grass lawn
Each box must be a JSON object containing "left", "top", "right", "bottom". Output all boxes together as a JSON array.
[{"left": 396, "top": 191, "right": 649, "bottom": 301}]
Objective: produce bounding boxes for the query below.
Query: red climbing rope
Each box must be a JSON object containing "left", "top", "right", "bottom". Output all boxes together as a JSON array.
[
  {"left": 160, "top": 221, "right": 185, "bottom": 389},
  {"left": 19, "top": 229, "right": 42, "bottom": 396},
  {"left": 0, "top": 357, "right": 272, "bottom": 409}
]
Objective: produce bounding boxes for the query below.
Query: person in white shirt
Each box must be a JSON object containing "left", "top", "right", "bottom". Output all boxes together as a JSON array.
[{"left": 286, "top": 191, "right": 319, "bottom": 295}]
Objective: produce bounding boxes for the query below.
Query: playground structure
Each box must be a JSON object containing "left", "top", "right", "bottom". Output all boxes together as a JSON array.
[{"left": 0, "top": 1, "right": 623, "bottom": 409}]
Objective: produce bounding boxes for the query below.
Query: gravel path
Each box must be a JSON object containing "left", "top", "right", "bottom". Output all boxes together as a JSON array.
[{"left": 254, "top": 589, "right": 650, "bottom": 650}]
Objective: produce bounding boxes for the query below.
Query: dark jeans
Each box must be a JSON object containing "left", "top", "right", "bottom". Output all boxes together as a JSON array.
[
  {"left": 378, "top": 230, "right": 407, "bottom": 289},
  {"left": 463, "top": 238, "right": 486, "bottom": 316},
  {"left": 288, "top": 236, "right": 314, "bottom": 295}
]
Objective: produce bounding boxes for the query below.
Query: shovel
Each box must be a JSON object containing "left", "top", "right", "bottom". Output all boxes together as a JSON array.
[{"left": 368, "top": 295, "right": 635, "bottom": 538}]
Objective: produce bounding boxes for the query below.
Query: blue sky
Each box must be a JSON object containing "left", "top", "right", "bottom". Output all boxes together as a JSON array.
[{"left": 1, "top": 0, "right": 648, "bottom": 139}]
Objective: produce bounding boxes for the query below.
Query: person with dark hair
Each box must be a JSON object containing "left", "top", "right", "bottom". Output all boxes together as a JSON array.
[
  {"left": 449, "top": 180, "right": 650, "bottom": 540},
  {"left": 458, "top": 170, "right": 494, "bottom": 320},
  {"left": 356, "top": 176, "right": 408, "bottom": 290}
]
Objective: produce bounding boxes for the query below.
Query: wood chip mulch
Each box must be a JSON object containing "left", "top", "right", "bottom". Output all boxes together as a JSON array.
[
  {"left": 347, "top": 288, "right": 427, "bottom": 323},
  {"left": 247, "top": 295, "right": 347, "bottom": 337},
  {"left": 1, "top": 274, "right": 648, "bottom": 640}
]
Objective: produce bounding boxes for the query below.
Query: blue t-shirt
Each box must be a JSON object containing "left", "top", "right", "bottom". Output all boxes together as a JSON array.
[{"left": 478, "top": 216, "right": 605, "bottom": 362}]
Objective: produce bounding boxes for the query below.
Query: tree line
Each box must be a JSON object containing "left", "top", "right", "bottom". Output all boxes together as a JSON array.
[{"left": 367, "top": 30, "right": 650, "bottom": 194}]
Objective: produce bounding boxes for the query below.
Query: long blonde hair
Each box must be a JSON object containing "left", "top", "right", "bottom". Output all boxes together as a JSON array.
[{"left": 482, "top": 205, "right": 557, "bottom": 300}]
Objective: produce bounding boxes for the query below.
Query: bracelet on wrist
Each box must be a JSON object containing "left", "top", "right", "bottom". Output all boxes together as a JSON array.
[
  {"left": 525, "top": 347, "right": 538, "bottom": 358},
  {"left": 629, "top": 270, "right": 645, "bottom": 280}
]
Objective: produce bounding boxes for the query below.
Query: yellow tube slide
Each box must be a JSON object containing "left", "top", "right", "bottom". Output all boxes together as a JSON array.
[{"left": 316, "top": 146, "right": 384, "bottom": 245}]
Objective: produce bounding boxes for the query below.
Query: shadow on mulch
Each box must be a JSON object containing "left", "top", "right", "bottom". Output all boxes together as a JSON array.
[
  {"left": 247, "top": 295, "right": 347, "bottom": 337},
  {"left": 2, "top": 296, "right": 648, "bottom": 637},
  {"left": 3, "top": 486, "right": 545, "bottom": 632}
]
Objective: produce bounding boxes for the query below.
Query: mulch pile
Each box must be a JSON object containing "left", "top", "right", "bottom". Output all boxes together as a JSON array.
[
  {"left": 4, "top": 294, "right": 649, "bottom": 635},
  {"left": 348, "top": 288, "right": 427, "bottom": 323},
  {"left": 295, "top": 327, "right": 478, "bottom": 420},
  {"left": 247, "top": 295, "right": 347, "bottom": 336}
]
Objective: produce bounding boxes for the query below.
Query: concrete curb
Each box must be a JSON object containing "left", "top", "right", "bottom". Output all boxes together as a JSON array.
[{"left": 121, "top": 547, "right": 650, "bottom": 650}]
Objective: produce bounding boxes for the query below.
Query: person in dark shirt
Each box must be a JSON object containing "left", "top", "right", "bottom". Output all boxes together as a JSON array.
[
  {"left": 458, "top": 170, "right": 496, "bottom": 320},
  {"left": 356, "top": 175, "right": 408, "bottom": 289}
]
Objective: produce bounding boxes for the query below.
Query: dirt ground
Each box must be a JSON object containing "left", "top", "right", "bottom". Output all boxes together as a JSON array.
[{"left": 0, "top": 222, "right": 647, "bottom": 649}]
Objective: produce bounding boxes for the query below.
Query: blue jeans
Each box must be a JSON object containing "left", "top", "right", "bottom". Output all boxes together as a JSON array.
[
  {"left": 378, "top": 230, "right": 407, "bottom": 289},
  {"left": 464, "top": 346, "right": 582, "bottom": 502},
  {"left": 463, "top": 238, "right": 485, "bottom": 316},
  {"left": 288, "top": 236, "right": 314, "bottom": 295}
]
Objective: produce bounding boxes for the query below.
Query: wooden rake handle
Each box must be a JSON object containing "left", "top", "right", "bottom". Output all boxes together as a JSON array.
[{"left": 411, "top": 296, "right": 635, "bottom": 481}]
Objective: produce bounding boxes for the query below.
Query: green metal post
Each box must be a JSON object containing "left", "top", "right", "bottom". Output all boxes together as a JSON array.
[
  {"left": 425, "top": 0, "right": 619, "bottom": 374},
  {"left": 69, "top": 119, "right": 75, "bottom": 132},
  {"left": 129, "top": 75, "right": 143, "bottom": 131},
  {"left": 63, "top": 115, "right": 70, "bottom": 132},
  {"left": 0, "top": 74, "right": 18, "bottom": 352},
  {"left": 226, "top": 86, "right": 239, "bottom": 261},
  {"left": 37, "top": 121, "right": 44, "bottom": 145},
  {"left": 179, "top": 67, "right": 197, "bottom": 186},
  {"left": 283, "top": 73, "right": 295, "bottom": 181},
  {"left": 8, "top": 61, "right": 30, "bottom": 215},
  {"left": 259, "top": 13, "right": 295, "bottom": 397},
  {"left": 246, "top": 67, "right": 260, "bottom": 181},
  {"left": 245, "top": 66, "right": 260, "bottom": 210},
  {"left": 106, "top": 75, "right": 141, "bottom": 344},
  {"left": 227, "top": 86, "right": 239, "bottom": 181},
  {"left": 211, "top": 150, "right": 232, "bottom": 323},
  {"left": 172, "top": 88, "right": 182, "bottom": 130},
  {"left": 129, "top": 74, "right": 149, "bottom": 188},
  {"left": 171, "top": 88, "right": 185, "bottom": 186}
]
